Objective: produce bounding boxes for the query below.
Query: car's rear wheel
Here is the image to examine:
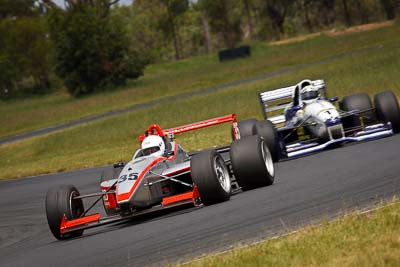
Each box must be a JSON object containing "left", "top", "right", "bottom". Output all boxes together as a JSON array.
[
  {"left": 236, "top": 118, "right": 257, "bottom": 138},
  {"left": 190, "top": 150, "right": 231, "bottom": 205},
  {"left": 255, "top": 120, "right": 280, "bottom": 162},
  {"left": 374, "top": 90, "right": 400, "bottom": 133},
  {"left": 46, "top": 185, "right": 85, "bottom": 240},
  {"left": 341, "top": 93, "right": 376, "bottom": 126},
  {"left": 230, "top": 135, "right": 274, "bottom": 190}
]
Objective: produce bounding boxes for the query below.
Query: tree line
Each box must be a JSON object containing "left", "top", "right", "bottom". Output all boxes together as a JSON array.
[{"left": 0, "top": 0, "right": 399, "bottom": 98}]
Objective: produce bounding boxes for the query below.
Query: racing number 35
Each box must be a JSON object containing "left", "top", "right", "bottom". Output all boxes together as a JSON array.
[{"left": 119, "top": 173, "right": 138, "bottom": 183}]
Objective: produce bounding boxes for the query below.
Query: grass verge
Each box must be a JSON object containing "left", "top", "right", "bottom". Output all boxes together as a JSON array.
[
  {"left": 176, "top": 199, "right": 400, "bottom": 267},
  {"left": 1, "top": 22, "right": 399, "bottom": 139},
  {"left": 0, "top": 30, "right": 399, "bottom": 179}
]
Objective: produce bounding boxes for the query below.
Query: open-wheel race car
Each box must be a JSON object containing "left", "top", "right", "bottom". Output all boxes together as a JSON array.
[
  {"left": 46, "top": 114, "right": 275, "bottom": 240},
  {"left": 235, "top": 79, "right": 400, "bottom": 161}
]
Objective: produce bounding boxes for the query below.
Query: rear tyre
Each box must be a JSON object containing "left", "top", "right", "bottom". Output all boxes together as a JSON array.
[
  {"left": 255, "top": 120, "right": 279, "bottom": 162},
  {"left": 374, "top": 90, "right": 400, "bottom": 133},
  {"left": 230, "top": 135, "right": 274, "bottom": 190},
  {"left": 46, "top": 185, "right": 85, "bottom": 240},
  {"left": 191, "top": 150, "right": 231, "bottom": 205},
  {"left": 236, "top": 118, "right": 258, "bottom": 138},
  {"left": 341, "top": 93, "right": 376, "bottom": 125}
]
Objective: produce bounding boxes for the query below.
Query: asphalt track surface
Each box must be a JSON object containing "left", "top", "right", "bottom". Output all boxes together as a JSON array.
[
  {"left": 0, "top": 43, "right": 394, "bottom": 146},
  {"left": 1, "top": 134, "right": 400, "bottom": 267}
]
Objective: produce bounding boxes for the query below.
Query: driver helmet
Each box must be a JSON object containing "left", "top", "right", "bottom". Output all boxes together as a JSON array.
[
  {"left": 141, "top": 135, "right": 165, "bottom": 157},
  {"left": 299, "top": 80, "right": 319, "bottom": 103}
]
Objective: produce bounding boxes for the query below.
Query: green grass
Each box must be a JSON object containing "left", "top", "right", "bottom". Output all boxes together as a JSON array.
[
  {"left": 176, "top": 199, "right": 400, "bottom": 267},
  {"left": 1, "top": 23, "right": 398, "bottom": 267},
  {"left": 0, "top": 33, "right": 399, "bottom": 180},
  {"left": 1, "top": 23, "right": 400, "bottom": 139}
]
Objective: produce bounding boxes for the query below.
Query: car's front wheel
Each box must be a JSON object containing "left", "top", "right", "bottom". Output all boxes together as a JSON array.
[
  {"left": 341, "top": 93, "right": 375, "bottom": 126},
  {"left": 46, "top": 185, "right": 85, "bottom": 240},
  {"left": 374, "top": 90, "right": 400, "bottom": 133}
]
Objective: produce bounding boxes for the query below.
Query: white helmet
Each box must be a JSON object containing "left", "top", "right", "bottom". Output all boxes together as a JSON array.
[
  {"left": 299, "top": 80, "right": 319, "bottom": 103},
  {"left": 141, "top": 135, "right": 165, "bottom": 157}
]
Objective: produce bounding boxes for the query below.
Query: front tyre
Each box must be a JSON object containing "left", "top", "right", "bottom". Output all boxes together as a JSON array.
[
  {"left": 374, "top": 90, "right": 400, "bottom": 133},
  {"left": 230, "top": 135, "right": 274, "bottom": 190},
  {"left": 340, "top": 93, "right": 375, "bottom": 125},
  {"left": 46, "top": 185, "right": 85, "bottom": 240},
  {"left": 191, "top": 150, "right": 231, "bottom": 205}
]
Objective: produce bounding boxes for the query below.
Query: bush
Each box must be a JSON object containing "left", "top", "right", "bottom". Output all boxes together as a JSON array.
[
  {"left": 0, "top": 17, "right": 52, "bottom": 99},
  {"left": 48, "top": 5, "right": 147, "bottom": 97}
]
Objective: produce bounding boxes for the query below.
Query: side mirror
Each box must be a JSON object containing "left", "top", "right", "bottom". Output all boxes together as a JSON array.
[
  {"left": 113, "top": 162, "right": 125, "bottom": 168},
  {"left": 167, "top": 132, "right": 175, "bottom": 141},
  {"left": 164, "top": 150, "right": 175, "bottom": 157},
  {"left": 329, "top": 97, "right": 338, "bottom": 103}
]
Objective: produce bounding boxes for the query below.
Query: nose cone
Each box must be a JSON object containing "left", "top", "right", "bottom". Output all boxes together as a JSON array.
[
  {"left": 325, "top": 116, "right": 341, "bottom": 126},
  {"left": 318, "top": 108, "right": 340, "bottom": 126}
]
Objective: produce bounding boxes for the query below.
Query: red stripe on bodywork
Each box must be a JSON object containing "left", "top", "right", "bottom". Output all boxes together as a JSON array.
[
  {"left": 162, "top": 166, "right": 190, "bottom": 177},
  {"left": 116, "top": 143, "right": 178, "bottom": 203}
]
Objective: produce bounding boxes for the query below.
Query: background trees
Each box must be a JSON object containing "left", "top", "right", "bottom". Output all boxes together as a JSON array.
[
  {"left": 0, "top": 0, "right": 398, "bottom": 98},
  {"left": 159, "top": 0, "right": 189, "bottom": 60},
  {"left": 47, "top": 0, "right": 147, "bottom": 96},
  {"left": 197, "top": 0, "right": 242, "bottom": 49},
  {"left": 0, "top": 1, "right": 52, "bottom": 98}
]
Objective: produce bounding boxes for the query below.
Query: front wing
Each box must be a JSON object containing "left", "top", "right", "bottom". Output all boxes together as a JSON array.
[
  {"left": 282, "top": 122, "right": 393, "bottom": 158},
  {"left": 60, "top": 186, "right": 201, "bottom": 235}
]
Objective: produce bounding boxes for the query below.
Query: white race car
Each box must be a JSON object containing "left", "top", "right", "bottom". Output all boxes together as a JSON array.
[{"left": 236, "top": 79, "right": 400, "bottom": 161}]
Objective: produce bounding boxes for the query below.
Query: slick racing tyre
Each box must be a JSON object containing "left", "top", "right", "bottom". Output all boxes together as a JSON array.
[
  {"left": 374, "top": 90, "right": 400, "bottom": 133},
  {"left": 341, "top": 93, "right": 376, "bottom": 125},
  {"left": 191, "top": 150, "right": 231, "bottom": 205},
  {"left": 236, "top": 118, "right": 258, "bottom": 139},
  {"left": 230, "top": 135, "right": 274, "bottom": 190},
  {"left": 255, "top": 120, "right": 280, "bottom": 162},
  {"left": 46, "top": 185, "right": 85, "bottom": 240}
]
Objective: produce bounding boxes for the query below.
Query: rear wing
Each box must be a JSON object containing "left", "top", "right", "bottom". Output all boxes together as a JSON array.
[
  {"left": 139, "top": 114, "right": 239, "bottom": 143},
  {"left": 258, "top": 79, "right": 326, "bottom": 124}
]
